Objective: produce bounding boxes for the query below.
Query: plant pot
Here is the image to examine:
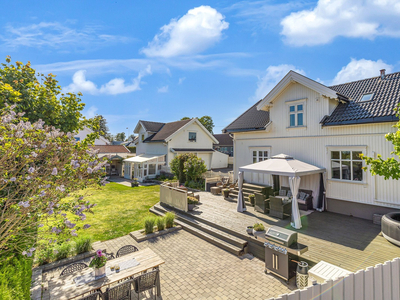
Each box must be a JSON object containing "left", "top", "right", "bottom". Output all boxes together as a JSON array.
[
  {"left": 94, "top": 266, "right": 106, "bottom": 277},
  {"left": 131, "top": 182, "right": 138, "bottom": 187},
  {"left": 249, "top": 196, "right": 255, "bottom": 206},
  {"left": 246, "top": 226, "right": 254, "bottom": 235},
  {"left": 188, "top": 204, "right": 196, "bottom": 211},
  {"left": 253, "top": 230, "right": 266, "bottom": 240},
  {"left": 223, "top": 190, "right": 230, "bottom": 198}
]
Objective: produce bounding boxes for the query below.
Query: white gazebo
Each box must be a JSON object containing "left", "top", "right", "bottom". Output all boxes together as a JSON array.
[
  {"left": 123, "top": 154, "right": 166, "bottom": 182},
  {"left": 238, "top": 154, "right": 326, "bottom": 229}
]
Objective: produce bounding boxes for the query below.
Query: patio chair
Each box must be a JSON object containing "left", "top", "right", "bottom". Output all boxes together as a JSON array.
[
  {"left": 116, "top": 245, "right": 139, "bottom": 258},
  {"left": 278, "top": 189, "right": 287, "bottom": 196},
  {"left": 254, "top": 192, "right": 270, "bottom": 214},
  {"left": 269, "top": 196, "right": 292, "bottom": 219},
  {"left": 81, "top": 291, "right": 104, "bottom": 300},
  {"left": 133, "top": 269, "right": 159, "bottom": 300},
  {"left": 104, "top": 279, "right": 133, "bottom": 300},
  {"left": 297, "top": 191, "right": 313, "bottom": 211},
  {"left": 60, "top": 262, "right": 88, "bottom": 276},
  {"left": 105, "top": 251, "right": 115, "bottom": 260}
]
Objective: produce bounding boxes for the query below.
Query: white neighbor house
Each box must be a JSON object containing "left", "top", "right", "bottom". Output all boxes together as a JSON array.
[
  {"left": 123, "top": 118, "right": 228, "bottom": 181},
  {"left": 223, "top": 70, "right": 400, "bottom": 220},
  {"left": 74, "top": 127, "right": 110, "bottom": 145}
]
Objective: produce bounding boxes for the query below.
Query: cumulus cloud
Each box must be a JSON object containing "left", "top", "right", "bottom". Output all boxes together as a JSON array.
[
  {"left": 157, "top": 85, "right": 169, "bottom": 93},
  {"left": 331, "top": 59, "right": 393, "bottom": 85},
  {"left": 281, "top": 0, "right": 400, "bottom": 46},
  {"left": 253, "top": 64, "right": 305, "bottom": 101},
  {"left": 64, "top": 65, "right": 152, "bottom": 95},
  {"left": 141, "top": 6, "right": 229, "bottom": 57}
]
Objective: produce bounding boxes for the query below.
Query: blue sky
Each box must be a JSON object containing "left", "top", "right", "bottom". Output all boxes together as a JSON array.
[{"left": 2, "top": 0, "right": 399, "bottom": 135}]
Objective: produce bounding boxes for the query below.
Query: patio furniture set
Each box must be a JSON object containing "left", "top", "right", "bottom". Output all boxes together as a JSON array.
[
  {"left": 48, "top": 246, "right": 164, "bottom": 300},
  {"left": 210, "top": 177, "right": 235, "bottom": 195}
]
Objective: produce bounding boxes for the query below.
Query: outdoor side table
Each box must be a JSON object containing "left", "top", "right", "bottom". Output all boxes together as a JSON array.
[{"left": 211, "top": 186, "right": 221, "bottom": 195}]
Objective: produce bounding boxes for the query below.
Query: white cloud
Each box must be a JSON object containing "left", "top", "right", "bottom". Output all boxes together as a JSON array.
[
  {"left": 281, "top": 0, "right": 400, "bottom": 46},
  {"left": 253, "top": 64, "right": 305, "bottom": 101},
  {"left": 331, "top": 59, "right": 393, "bottom": 85},
  {"left": 178, "top": 77, "right": 186, "bottom": 84},
  {"left": 0, "top": 22, "right": 129, "bottom": 51},
  {"left": 64, "top": 65, "right": 152, "bottom": 95},
  {"left": 141, "top": 6, "right": 229, "bottom": 57},
  {"left": 157, "top": 85, "right": 169, "bottom": 93}
]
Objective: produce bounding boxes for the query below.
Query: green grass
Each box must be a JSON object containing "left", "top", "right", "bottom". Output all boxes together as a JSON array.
[
  {"left": 79, "top": 183, "right": 160, "bottom": 242},
  {"left": 0, "top": 256, "right": 32, "bottom": 300}
]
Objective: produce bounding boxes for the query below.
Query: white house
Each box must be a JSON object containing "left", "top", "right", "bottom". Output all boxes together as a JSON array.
[
  {"left": 123, "top": 118, "right": 228, "bottom": 181},
  {"left": 223, "top": 70, "right": 400, "bottom": 220},
  {"left": 74, "top": 127, "right": 110, "bottom": 145}
]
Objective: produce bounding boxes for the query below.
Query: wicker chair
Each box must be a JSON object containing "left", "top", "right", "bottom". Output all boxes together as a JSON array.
[
  {"left": 60, "top": 262, "right": 88, "bottom": 276},
  {"left": 104, "top": 280, "right": 133, "bottom": 300},
  {"left": 116, "top": 245, "right": 139, "bottom": 258},
  {"left": 254, "top": 192, "right": 270, "bottom": 214},
  {"left": 269, "top": 196, "right": 292, "bottom": 219},
  {"left": 81, "top": 291, "right": 104, "bottom": 300},
  {"left": 134, "top": 269, "right": 159, "bottom": 300}
]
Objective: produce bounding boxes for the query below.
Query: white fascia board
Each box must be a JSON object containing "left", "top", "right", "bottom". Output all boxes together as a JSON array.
[
  {"left": 165, "top": 118, "right": 219, "bottom": 144},
  {"left": 256, "top": 71, "right": 338, "bottom": 111},
  {"left": 134, "top": 121, "right": 143, "bottom": 134}
]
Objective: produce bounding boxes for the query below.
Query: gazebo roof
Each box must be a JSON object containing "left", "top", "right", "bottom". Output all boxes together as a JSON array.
[{"left": 238, "top": 153, "right": 325, "bottom": 177}]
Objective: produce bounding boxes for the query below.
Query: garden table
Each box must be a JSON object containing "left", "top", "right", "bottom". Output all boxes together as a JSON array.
[{"left": 48, "top": 247, "right": 164, "bottom": 300}]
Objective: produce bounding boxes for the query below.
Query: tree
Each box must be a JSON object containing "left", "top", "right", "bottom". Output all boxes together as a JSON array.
[
  {"left": 181, "top": 116, "right": 214, "bottom": 133},
  {"left": 127, "top": 134, "right": 136, "bottom": 141},
  {"left": 0, "top": 105, "right": 106, "bottom": 260},
  {"left": 170, "top": 153, "right": 207, "bottom": 184},
  {"left": 361, "top": 105, "right": 400, "bottom": 180},
  {"left": 0, "top": 57, "right": 96, "bottom": 133},
  {"left": 115, "top": 132, "right": 126, "bottom": 141},
  {"left": 91, "top": 115, "right": 110, "bottom": 137}
]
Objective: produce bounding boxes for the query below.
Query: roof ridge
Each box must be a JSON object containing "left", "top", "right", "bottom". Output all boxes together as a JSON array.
[{"left": 329, "top": 71, "right": 400, "bottom": 88}]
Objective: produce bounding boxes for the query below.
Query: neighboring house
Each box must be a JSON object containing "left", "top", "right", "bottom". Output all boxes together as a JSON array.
[
  {"left": 124, "top": 118, "right": 228, "bottom": 181},
  {"left": 74, "top": 127, "right": 110, "bottom": 145},
  {"left": 223, "top": 70, "right": 400, "bottom": 220},
  {"left": 213, "top": 133, "right": 234, "bottom": 156},
  {"left": 91, "top": 145, "right": 133, "bottom": 177}
]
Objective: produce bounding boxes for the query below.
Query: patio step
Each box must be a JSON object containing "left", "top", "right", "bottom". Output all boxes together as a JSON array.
[{"left": 150, "top": 204, "right": 247, "bottom": 256}]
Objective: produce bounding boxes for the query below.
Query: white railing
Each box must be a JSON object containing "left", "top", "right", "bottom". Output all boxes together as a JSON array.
[
  {"left": 160, "top": 184, "right": 188, "bottom": 212},
  {"left": 270, "top": 257, "right": 400, "bottom": 300}
]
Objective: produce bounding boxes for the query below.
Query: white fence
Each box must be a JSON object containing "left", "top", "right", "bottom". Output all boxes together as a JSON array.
[
  {"left": 270, "top": 257, "right": 400, "bottom": 300},
  {"left": 160, "top": 184, "right": 188, "bottom": 212}
]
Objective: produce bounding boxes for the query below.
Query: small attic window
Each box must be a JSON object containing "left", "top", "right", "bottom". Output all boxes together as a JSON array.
[{"left": 360, "top": 93, "right": 374, "bottom": 102}]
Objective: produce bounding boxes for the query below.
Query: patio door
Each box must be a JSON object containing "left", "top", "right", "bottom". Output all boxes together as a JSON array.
[{"left": 124, "top": 163, "right": 131, "bottom": 179}]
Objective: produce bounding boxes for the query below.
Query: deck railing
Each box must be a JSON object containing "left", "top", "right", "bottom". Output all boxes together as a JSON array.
[
  {"left": 269, "top": 257, "right": 400, "bottom": 300},
  {"left": 160, "top": 184, "right": 188, "bottom": 212}
]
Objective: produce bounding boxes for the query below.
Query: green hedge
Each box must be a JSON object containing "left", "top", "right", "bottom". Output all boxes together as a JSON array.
[{"left": 0, "top": 255, "right": 33, "bottom": 300}]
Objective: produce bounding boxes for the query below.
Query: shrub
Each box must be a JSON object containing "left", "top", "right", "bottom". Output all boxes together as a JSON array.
[
  {"left": 75, "top": 236, "right": 93, "bottom": 254},
  {"left": 165, "top": 212, "right": 175, "bottom": 229},
  {"left": 144, "top": 216, "right": 156, "bottom": 234},
  {"left": 156, "top": 217, "right": 165, "bottom": 231},
  {"left": 187, "top": 196, "right": 199, "bottom": 205},
  {"left": 253, "top": 223, "right": 265, "bottom": 231},
  {"left": 36, "top": 247, "right": 54, "bottom": 265},
  {"left": 54, "top": 242, "right": 72, "bottom": 261},
  {"left": 0, "top": 255, "right": 32, "bottom": 300},
  {"left": 185, "top": 179, "right": 205, "bottom": 190}
]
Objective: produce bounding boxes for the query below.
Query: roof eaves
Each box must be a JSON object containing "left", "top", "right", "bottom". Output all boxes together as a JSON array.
[{"left": 321, "top": 115, "right": 399, "bottom": 127}]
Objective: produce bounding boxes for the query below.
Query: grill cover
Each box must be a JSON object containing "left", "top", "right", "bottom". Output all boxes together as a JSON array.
[{"left": 266, "top": 226, "right": 297, "bottom": 247}]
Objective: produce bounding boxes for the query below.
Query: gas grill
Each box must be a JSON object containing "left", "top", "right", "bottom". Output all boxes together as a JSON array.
[{"left": 264, "top": 226, "right": 308, "bottom": 281}]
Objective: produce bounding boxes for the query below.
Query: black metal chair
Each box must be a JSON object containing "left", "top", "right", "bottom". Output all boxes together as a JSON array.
[
  {"left": 81, "top": 291, "right": 104, "bottom": 300},
  {"left": 116, "top": 245, "right": 139, "bottom": 258},
  {"left": 60, "top": 262, "right": 88, "bottom": 276},
  {"left": 105, "top": 251, "right": 116, "bottom": 260},
  {"left": 134, "top": 269, "right": 159, "bottom": 300},
  {"left": 104, "top": 279, "right": 133, "bottom": 300}
]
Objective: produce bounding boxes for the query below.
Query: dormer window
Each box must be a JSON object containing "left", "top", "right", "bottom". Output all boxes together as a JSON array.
[
  {"left": 189, "top": 132, "right": 196, "bottom": 142},
  {"left": 289, "top": 103, "right": 304, "bottom": 127},
  {"left": 360, "top": 93, "right": 374, "bottom": 102}
]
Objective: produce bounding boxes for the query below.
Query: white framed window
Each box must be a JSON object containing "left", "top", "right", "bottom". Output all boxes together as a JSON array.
[
  {"left": 189, "top": 132, "right": 197, "bottom": 142},
  {"left": 253, "top": 150, "right": 269, "bottom": 163},
  {"left": 360, "top": 93, "right": 374, "bottom": 102},
  {"left": 289, "top": 103, "right": 304, "bottom": 127},
  {"left": 330, "top": 150, "right": 364, "bottom": 182}
]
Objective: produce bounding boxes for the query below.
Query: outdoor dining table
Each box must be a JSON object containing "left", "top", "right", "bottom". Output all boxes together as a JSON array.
[{"left": 48, "top": 247, "right": 165, "bottom": 300}]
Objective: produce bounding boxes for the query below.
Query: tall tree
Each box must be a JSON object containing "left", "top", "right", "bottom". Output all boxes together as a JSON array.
[
  {"left": 361, "top": 105, "right": 400, "bottom": 179},
  {"left": 115, "top": 132, "right": 126, "bottom": 141},
  {"left": 180, "top": 116, "right": 214, "bottom": 133},
  {"left": 0, "top": 57, "right": 96, "bottom": 133},
  {"left": 181, "top": 117, "right": 190, "bottom": 120}
]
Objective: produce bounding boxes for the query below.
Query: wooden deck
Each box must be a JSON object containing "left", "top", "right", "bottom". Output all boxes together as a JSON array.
[{"left": 179, "top": 192, "right": 400, "bottom": 273}]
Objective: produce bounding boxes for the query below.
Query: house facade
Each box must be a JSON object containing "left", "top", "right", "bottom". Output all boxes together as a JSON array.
[
  {"left": 74, "top": 127, "right": 110, "bottom": 145},
  {"left": 124, "top": 118, "right": 228, "bottom": 181},
  {"left": 224, "top": 70, "right": 400, "bottom": 220}
]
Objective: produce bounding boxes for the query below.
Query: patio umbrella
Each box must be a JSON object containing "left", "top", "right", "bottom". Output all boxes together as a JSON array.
[
  {"left": 237, "top": 171, "right": 246, "bottom": 212},
  {"left": 289, "top": 176, "right": 302, "bottom": 229}
]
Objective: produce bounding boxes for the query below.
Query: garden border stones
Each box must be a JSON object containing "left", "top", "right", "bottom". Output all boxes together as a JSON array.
[{"left": 130, "top": 225, "right": 182, "bottom": 242}]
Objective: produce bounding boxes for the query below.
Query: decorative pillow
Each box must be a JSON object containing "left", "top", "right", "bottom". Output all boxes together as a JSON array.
[
  {"left": 279, "top": 190, "right": 287, "bottom": 196},
  {"left": 287, "top": 190, "right": 292, "bottom": 198},
  {"left": 299, "top": 192, "right": 307, "bottom": 200}
]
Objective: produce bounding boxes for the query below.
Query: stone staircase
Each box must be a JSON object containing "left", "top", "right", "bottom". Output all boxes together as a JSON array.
[
  {"left": 150, "top": 203, "right": 248, "bottom": 256},
  {"left": 229, "top": 183, "right": 271, "bottom": 203}
]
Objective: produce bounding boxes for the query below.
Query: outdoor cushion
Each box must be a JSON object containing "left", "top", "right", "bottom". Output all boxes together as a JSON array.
[
  {"left": 287, "top": 190, "right": 292, "bottom": 198},
  {"left": 297, "top": 199, "right": 306, "bottom": 204},
  {"left": 299, "top": 192, "right": 308, "bottom": 200},
  {"left": 279, "top": 190, "right": 287, "bottom": 196}
]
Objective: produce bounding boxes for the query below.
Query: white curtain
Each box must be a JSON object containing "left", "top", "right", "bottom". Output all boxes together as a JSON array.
[
  {"left": 289, "top": 176, "right": 302, "bottom": 229},
  {"left": 237, "top": 171, "right": 246, "bottom": 212}
]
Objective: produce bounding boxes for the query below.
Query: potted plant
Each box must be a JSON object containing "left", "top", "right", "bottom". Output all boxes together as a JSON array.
[
  {"left": 89, "top": 249, "right": 107, "bottom": 277},
  {"left": 252, "top": 223, "right": 266, "bottom": 239},
  {"left": 131, "top": 178, "right": 139, "bottom": 187},
  {"left": 248, "top": 194, "right": 255, "bottom": 206},
  {"left": 187, "top": 196, "right": 199, "bottom": 211},
  {"left": 246, "top": 225, "right": 254, "bottom": 235},
  {"left": 222, "top": 188, "right": 230, "bottom": 198}
]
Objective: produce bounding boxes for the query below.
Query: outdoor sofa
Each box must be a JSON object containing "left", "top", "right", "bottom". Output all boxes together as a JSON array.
[{"left": 277, "top": 186, "right": 313, "bottom": 211}]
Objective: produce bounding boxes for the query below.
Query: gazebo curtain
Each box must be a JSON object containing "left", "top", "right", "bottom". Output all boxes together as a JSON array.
[
  {"left": 237, "top": 171, "right": 246, "bottom": 212},
  {"left": 289, "top": 176, "right": 302, "bottom": 229}
]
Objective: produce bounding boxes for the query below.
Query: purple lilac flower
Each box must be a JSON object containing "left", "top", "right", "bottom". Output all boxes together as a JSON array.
[
  {"left": 28, "top": 167, "right": 35, "bottom": 173},
  {"left": 45, "top": 184, "right": 50, "bottom": 188},
  {"left": 22, "top": 251, "right": 27, "bottom": 256},
  {"left": 80, "top": 215, "right": 86, "bottom": 221},
  {"left": 26, "top": 176, "right": 31, "bottom": 180},
  {"left": 26, "top": 252, "right": 32, "bottom": 257},
  {"left": 61, "top": 213, "right": 66, "bottom": 217},
  {"left": 48, "top": 209, "right": 54, "bottom": 215},
  {"left": 51, "top": 168, "right": 57, "bottom": 175},
  {"left": 64, "top": 220, "right": 76, "bottom": 229},
  {"left": 10, "top": 177, "right": 16, "bottom": 182},
  {"left": 56, "top": 185, "right": 65, "bottom": 192},
  {"left": 18, "top": 201, "right": 30, "bottom": 208},
  {"left": 83, "top": 224, "right": 91, "bottom": 229},
  {"left": 79, "top": 196, "right": 84, "bottom": 200},
  {"left": 87, "top": 167, "right": 93, "bottom": 174},
  {"left": 71, "top": 229, "right": 78, "bottom": 237},
  {"left": 38, "top": 224, "right": 44, "bottom": 228},
  {"left": 39, "top": 190, "right": 46, "bottom": 197}
]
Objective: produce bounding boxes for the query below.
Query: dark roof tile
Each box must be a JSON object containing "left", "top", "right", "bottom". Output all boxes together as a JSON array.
[
  {"left": 213, "top": 133, "right": 233, "bottom": 146},
  {"left": 140, "top": 120, "right": 165, "bottom": 132},
  {"left": 143, "top": 119, "right": 192, "bottom": 142}
]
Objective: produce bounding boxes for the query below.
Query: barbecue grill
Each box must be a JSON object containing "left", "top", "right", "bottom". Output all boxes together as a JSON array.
[{"left": 264, "top": 226, "right": 308, "bottom": 281}]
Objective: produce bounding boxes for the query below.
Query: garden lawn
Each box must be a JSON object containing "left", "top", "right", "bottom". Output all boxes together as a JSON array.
[{"left": 78, "top": 183, "right": 160, "bottom": 242}]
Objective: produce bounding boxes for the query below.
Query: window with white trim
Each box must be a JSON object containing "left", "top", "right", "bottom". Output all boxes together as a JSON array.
[
  {"left": 331, "top": 150, "right": 363, "bottom": 181},
  {"left": 253, "top": 150, "right": 269, "bottom": 163},
  {"left": 289, "top": 103, "right": 304, "bottom": 127},
  {"left": 188, "top": 132, "right": 196, "bottom": 142}
]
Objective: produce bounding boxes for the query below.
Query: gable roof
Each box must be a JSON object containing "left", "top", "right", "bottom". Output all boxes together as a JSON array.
[
  {"left": 90, "top": 145, "right": 130, "bottom": 154},
  {"left": 223, "top": 100, "right": 270, "bottom": 133},
  {"left": 143, "top": 119, "right": 192, "bottom": 142},
  {"left": 138, "top": 120, "right": 165, "bottom": 133},
  {"left": 213, "top": 133, "right": 233, "bottom": 146},
  {"left": 321, "top": 72, "right": 400, "bottom": 126}
]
